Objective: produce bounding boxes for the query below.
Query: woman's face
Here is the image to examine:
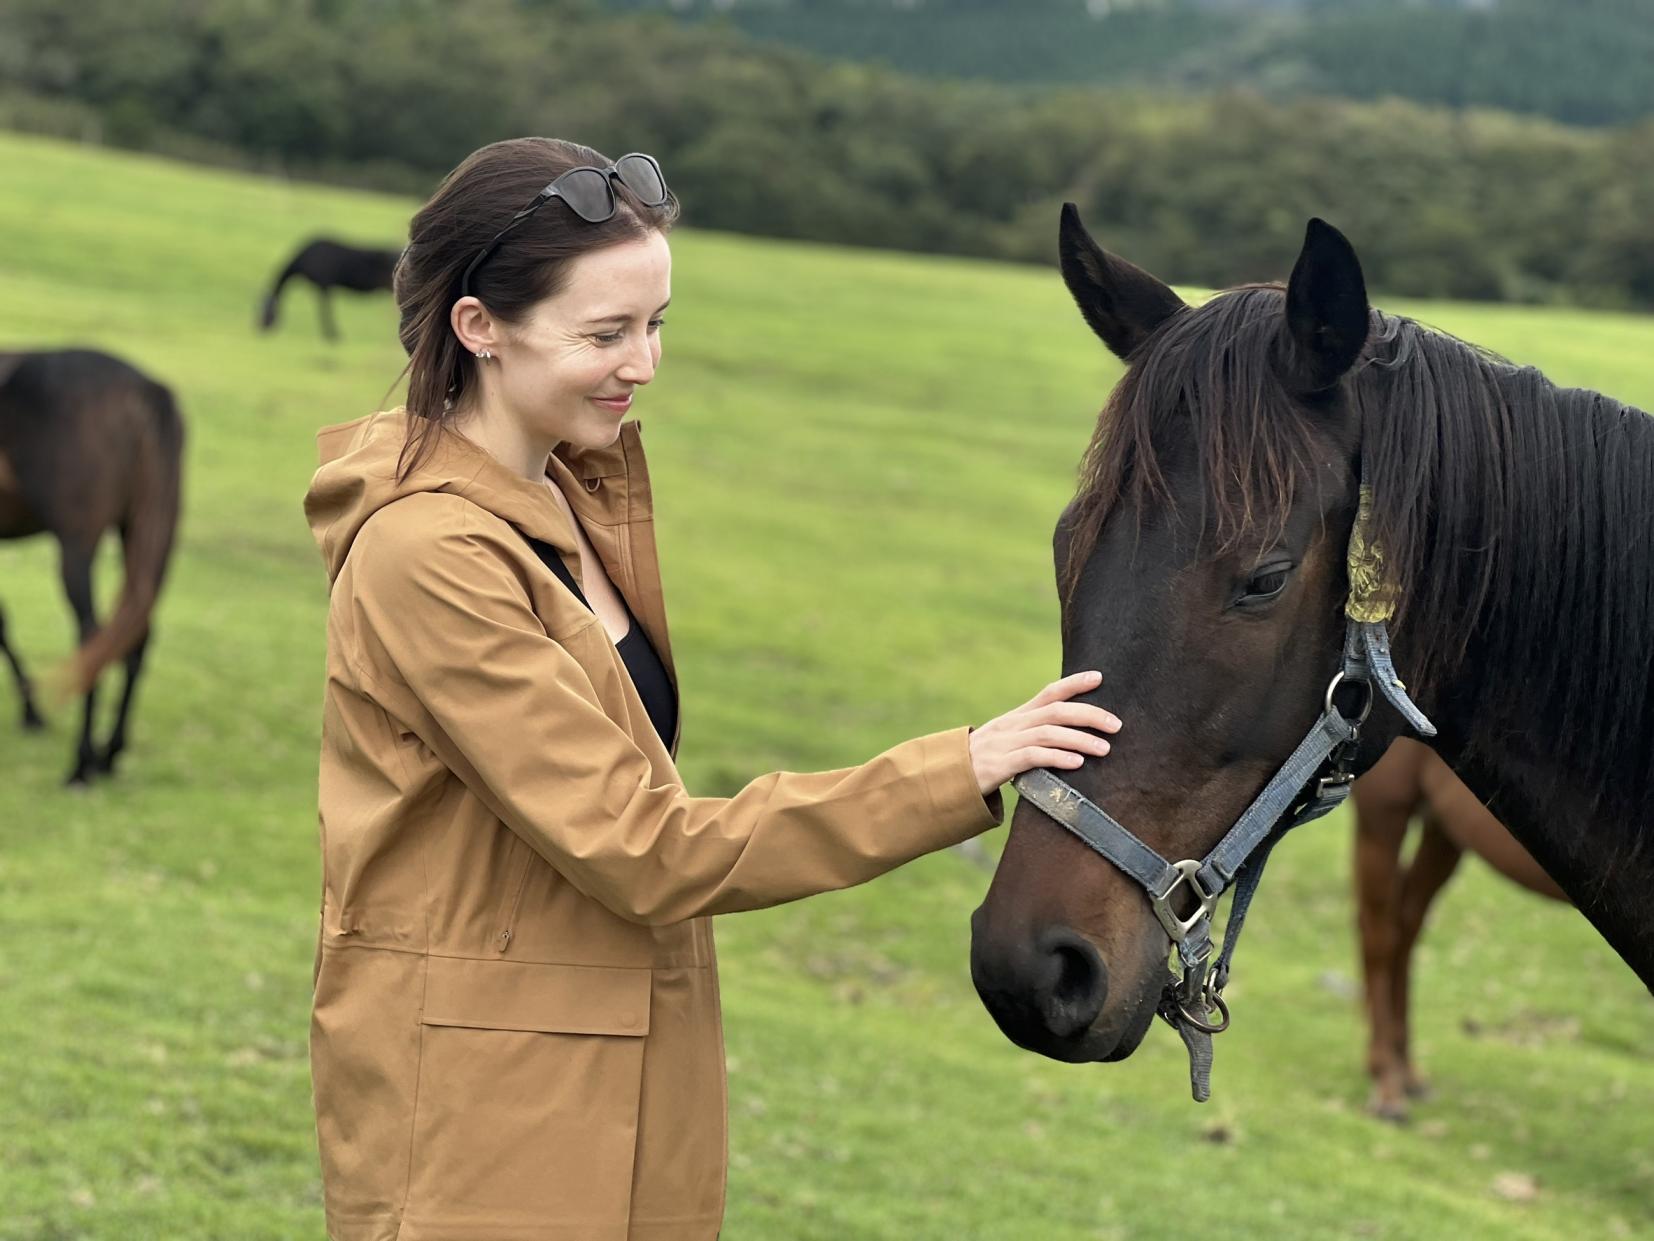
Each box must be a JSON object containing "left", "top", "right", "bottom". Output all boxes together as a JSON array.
[{"left": 493, "top": 229, "right": 671, "bottom": 452}]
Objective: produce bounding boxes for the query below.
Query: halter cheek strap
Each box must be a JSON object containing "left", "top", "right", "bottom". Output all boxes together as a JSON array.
[{"left": 1013, "top": 615, "right": 1435, "bottom": 1102}]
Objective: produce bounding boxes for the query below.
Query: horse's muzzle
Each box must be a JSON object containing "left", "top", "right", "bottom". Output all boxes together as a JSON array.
[{"left": 968, "top": 912, "right": 1120, "bottom": 1060}]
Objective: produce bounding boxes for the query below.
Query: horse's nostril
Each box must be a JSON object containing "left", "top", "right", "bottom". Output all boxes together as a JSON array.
[
  {"left": 1052, "top": 944, "right": 1096, "bottom": 1006},
  {"left": 1038, "top": 928, "right": 1109, "bottom": 1038}
]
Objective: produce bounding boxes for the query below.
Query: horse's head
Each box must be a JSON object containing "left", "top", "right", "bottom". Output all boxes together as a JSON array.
[{"left": 971, "top": 207, "right": 1391, "bottom": 1064}]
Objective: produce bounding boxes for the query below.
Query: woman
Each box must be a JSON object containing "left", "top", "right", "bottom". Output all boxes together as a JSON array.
[{"left": 303, "top": 137, "right": 1118, "bottom": 1241}]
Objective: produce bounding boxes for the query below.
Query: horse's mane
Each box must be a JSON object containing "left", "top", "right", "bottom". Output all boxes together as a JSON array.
[{"left": 1065, "top": 285, "right": 1654, "bottom": 815}]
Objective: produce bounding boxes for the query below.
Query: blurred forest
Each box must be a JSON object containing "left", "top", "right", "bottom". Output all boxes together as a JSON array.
[
  {"left": 611, "top": 0, "right": 1654, "bottom": 127},
  {"left": 1, "top": 0, "right": 1650, "bottom": 307}
]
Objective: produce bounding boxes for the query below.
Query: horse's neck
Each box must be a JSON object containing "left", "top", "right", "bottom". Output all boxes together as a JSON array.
[
  {"left": 1419, "top": 378, "right": 1654, "bottom": 988},
  {"left": 1439, "top": 739, "right": 1654, "bottom": 990}
]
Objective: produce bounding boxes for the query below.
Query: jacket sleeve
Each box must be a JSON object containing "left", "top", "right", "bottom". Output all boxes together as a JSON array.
[{"left": 342, "top": 495, "right": 1003, "bottom": 925}]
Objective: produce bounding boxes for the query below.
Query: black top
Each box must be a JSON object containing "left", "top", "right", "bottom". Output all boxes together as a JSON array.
[
  {"left": 614, "top": 610, "right": 678, "bottom": 750},
  {"left": 523, "top": 534, "right": 679, "bottom": 750}
]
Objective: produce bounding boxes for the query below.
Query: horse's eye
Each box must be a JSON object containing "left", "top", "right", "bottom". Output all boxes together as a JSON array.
[{"left": 1241, "top": 566, "right": 1292, "bottom": 603}]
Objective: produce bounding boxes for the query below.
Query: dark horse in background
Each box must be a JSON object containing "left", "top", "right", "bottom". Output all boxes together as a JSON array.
[
  {"left": 258, "top": 238, "right": 399, "bottom": 342},
  {"left": 971, "top": 206, "right": 1652, "bottom": 1081},
  {"left": 0, "top": 350, "right": 183, "bottom": 784}
]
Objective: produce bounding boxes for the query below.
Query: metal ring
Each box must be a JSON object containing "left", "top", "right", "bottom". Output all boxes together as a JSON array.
[
  {"left": 1177, "top": 992, "right": 1231, "bottom": 1035},
  {"left": 1323, "top": 671, "right": 1373, "bottom": 725}
]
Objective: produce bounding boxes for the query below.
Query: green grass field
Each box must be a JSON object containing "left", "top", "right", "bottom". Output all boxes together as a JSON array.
[{"left": 0, "top": 130, "right": 1649, "bottom": 1240}]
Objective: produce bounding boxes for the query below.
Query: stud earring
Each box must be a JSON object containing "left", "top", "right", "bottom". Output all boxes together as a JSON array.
[{"left": 477, "top": 349, "right": 492, "bottom": 361}]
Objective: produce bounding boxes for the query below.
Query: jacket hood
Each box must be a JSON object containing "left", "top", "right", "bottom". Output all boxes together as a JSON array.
[{"left": 304, "top": 408, "right": 623, "bottom": 584}]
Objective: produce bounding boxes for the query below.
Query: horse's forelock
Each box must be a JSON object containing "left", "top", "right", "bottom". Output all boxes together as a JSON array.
[{"left": 1061, "top": 284, "right": 1323, "bottom": 603}]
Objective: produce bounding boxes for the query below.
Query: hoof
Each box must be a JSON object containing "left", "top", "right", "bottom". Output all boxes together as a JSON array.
[
  {"left": 1404, "top": 1075, "right": 1432, "bottom": 1101},
  {"left": 1366, "top": 1088, "right": 1411, "bottom": 1124}
]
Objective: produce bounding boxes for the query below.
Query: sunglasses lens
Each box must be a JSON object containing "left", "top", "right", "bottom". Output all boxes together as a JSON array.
[
  {"left": 558, "top": 169, "right": 614, "bottom": 221},
  {"left": 615, "top": 154, "right": 667, "bottom": 206}
]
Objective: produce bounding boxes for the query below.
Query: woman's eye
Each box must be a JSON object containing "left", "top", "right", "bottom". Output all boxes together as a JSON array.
[
  {"left": 648, "top": 319, "right": 665, "bottom": 332},
  {"left": 1242, "top": 567, "right": 1291, "bottom": 602},
  {"left": 594, "top": 331, "right": 624, "bottom": 344}
]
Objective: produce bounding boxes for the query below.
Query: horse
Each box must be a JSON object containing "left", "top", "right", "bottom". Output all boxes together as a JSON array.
[
  {"left": 969, "top": 205, "right": 1653, "bottom": 1097},
  {"left": 258, "top": 238, "right": 400, "bottom": 342},
  {"left": 0, "top": 349, "right": 184, "bottom": 785},
  {"left": 1352, "top": 738, "right": 1566, "bottom": 1120}
]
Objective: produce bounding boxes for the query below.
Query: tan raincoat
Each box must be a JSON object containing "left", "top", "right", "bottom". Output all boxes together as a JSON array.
[{"left": 303, "top": 409, "right": 1002, "bottom": 1240}]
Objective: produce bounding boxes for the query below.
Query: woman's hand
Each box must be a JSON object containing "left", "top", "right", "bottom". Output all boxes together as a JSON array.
[{"left": 969, "top": 671, "right": 1121, "bottom": 796}]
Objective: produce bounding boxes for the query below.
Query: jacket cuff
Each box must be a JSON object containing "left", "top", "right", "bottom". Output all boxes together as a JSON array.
[{"left": 923, "top": 725, "right": 1005, "bottom": 841}]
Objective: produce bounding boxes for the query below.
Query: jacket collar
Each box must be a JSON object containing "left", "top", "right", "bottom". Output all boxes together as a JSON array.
[{"left": 306, "top": 408, "right": 647, "bottom": 581}]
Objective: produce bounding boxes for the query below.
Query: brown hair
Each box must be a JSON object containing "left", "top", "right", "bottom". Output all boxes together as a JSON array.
[{"left": 391, "top": 137, "right": 679, "bottom": 480}]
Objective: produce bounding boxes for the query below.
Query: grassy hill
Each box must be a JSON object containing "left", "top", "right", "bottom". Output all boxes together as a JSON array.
[{"left": 0, "top": 131, "right": 1649, "bottom": 1239}]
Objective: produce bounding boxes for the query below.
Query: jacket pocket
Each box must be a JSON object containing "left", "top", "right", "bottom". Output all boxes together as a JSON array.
[
  {"left": 403, "top": 958, "right": 652, "bottom": 1239},
  {"left": 420, "top": 954, "right": 651, "bottom": 1035}
]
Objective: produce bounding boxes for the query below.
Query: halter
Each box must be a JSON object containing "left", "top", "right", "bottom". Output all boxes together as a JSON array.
[{"left": 1011, "top": 486, "right": 1437, "bottom": 1101}]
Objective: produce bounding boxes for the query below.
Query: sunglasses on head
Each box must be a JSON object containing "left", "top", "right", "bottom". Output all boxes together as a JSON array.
[{"left": 459, "top": 152, "right": 669, "bottom": 298}]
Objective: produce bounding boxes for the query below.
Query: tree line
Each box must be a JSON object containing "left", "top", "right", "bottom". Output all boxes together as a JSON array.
[
  {"left": 1, "top": 0, "right": 1649, "bottom": 308},
  {"left": 615, "top": 0, "right": 1654, "bottom": 128}
]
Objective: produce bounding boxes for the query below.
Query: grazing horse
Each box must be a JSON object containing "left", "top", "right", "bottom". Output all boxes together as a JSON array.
[
  {"left": 1353, "top": 738, "right": 1566, "bottom": 1120},
  {"left": 258, "top": 238, "right": 400, "bottom": 342},
  {"left": 969, "top": 206, "right": 1653, "bottom": 1097},
  {"left": 0, "top": 350, "right": 184, "bottom": 784}
]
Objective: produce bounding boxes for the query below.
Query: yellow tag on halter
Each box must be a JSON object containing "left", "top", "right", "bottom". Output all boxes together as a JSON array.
[{"left": 1345, "top": 484, "right": 1396, "bottom": 623}]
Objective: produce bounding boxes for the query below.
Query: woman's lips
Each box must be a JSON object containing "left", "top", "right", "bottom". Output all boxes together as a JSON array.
[{"left": 591, "top": 394, "right": 632, "bottom": 413}]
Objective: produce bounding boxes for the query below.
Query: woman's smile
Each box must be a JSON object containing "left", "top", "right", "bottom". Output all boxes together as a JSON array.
[{"left": 590, "top": 392, "right": 633, "bottom": 413}]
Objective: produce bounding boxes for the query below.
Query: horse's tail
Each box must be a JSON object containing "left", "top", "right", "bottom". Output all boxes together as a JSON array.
[
  {"left": 66, "top": 380, "right": 184, "bottom": 694},
  {"left": 259, "top": 252, "right": 303, "bottom": 330}
]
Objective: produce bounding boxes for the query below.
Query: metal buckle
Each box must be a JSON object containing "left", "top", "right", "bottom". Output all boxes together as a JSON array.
[
  {"left": 1150, "top": 859, "right": 1219, "bottom": 944},
  {"left": 1314, "top": 769, "right": 1354, "bottom": 798}
]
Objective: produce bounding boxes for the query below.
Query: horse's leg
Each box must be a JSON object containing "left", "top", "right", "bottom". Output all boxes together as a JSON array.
[
  {"left": 318, "top": 288, "right": 339, "bottom": 342},
  {"left": 92, "top": 518, "right": 152, "bottom": 777},
  {"left": 0, "top": 599, "right": 45, "bottom": 729},
  {"left": 58, "top": 538, "right": 101, "bottom": 786},
  {"left": 1392, "top": 813, "right": 1464, "bottom": 1101},
  {"left": 1352, "top": 744, "right": 1417, "bottom": 1121},
  {"left": 96, "top": 630, "right": 149, "bottom": 777}
]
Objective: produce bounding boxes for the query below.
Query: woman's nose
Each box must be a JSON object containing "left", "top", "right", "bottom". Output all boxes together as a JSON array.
[{"left": 616, "top": 338, "right": 656, "bottom": 386}]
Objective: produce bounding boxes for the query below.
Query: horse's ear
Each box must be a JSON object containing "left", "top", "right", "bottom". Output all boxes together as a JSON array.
[
  {"left": 1059, "top": 203, "right": 1186, "bottom": 361},
  {"left": 1281, "top": 218, "right": 1370, "bottom": 394}
]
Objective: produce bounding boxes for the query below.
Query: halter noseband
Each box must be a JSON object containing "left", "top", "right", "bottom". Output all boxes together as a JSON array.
[{"left": 1012, "top": 488, "right": 1436, "bottom": 1101}]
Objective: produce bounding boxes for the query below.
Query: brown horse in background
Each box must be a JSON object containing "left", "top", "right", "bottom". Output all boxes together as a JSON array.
[
  {"left": 1352, "top": 739, "right": 1566, "bottom": 1119},
  {"left": 0, "top": 350, "right": 184, "bottom": 784}
]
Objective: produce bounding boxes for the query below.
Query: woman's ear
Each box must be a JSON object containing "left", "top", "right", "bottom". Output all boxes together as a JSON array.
[{"left": 450, "top": 296, "right": 502, "bottom": 359}]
